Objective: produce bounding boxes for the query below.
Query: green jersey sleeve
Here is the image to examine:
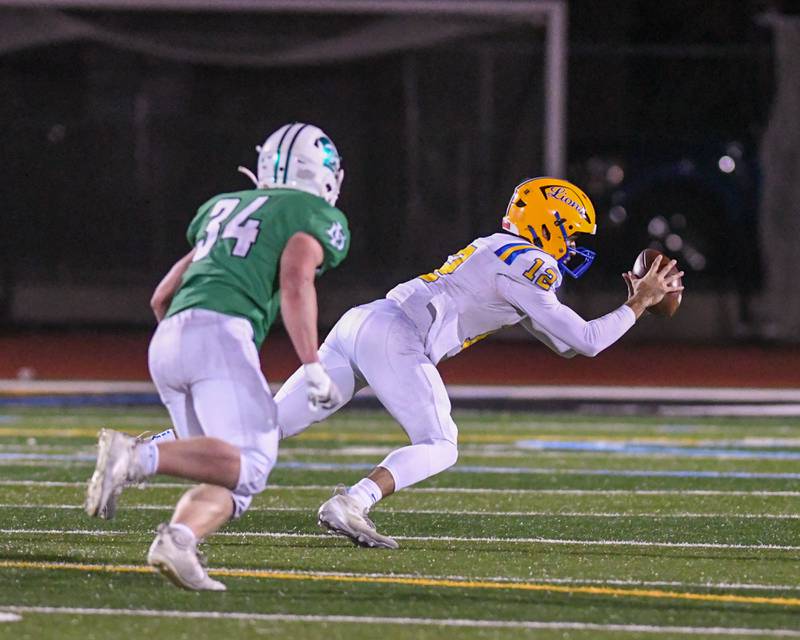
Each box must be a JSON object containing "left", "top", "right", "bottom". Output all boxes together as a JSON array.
[
  {"left": 185, "top": 199, "right": 214, "bottom": 247},
  {"left": 303, "top": 208, "right": 351, "bottom": 274}
]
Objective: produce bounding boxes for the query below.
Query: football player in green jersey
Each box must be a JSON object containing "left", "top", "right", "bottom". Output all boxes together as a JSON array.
[{"left": 85, "top": 123, "right": 350, "bottom": 590}]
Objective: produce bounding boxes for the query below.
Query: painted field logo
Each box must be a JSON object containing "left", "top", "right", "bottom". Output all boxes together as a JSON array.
[{"left": 326, "top": 221, "right": 347, "bottom": 251}]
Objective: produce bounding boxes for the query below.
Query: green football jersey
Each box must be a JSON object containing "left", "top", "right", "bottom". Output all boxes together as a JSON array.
[{"left": 167, "top": 188, "right": 350, "bottom": 348}]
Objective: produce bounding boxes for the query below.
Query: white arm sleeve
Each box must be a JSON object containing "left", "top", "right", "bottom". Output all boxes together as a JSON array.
[
  {"left": 517, "top": 316, "right": 578, "bottom": 359},
  {"left": 497, "top": 275, "right": 636, "bottom": 358}
]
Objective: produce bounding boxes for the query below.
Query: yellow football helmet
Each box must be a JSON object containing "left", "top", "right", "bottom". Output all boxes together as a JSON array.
[{"left": 502, "top": 177, "right": 597, "bottom": 278}]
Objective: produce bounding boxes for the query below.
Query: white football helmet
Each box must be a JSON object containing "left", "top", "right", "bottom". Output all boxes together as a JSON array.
[{"left": 238, "top": 122, "right": 344, "bottom": 206}]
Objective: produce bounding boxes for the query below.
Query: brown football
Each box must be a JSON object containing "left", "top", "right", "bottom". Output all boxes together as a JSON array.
[{"left": 631, "top": 249, "right": 683, "bottom": 317}]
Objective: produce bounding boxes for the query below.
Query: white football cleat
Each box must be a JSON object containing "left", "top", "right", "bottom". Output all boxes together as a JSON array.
[
  {"left": 85, "top": 429, "right": 144, "bottom": 519},
  {"left": 147, "top": 524, "right": 226, "bottom": 592},
  {"left": 317, "top": 485, "right": 399, "bottom": 549}
]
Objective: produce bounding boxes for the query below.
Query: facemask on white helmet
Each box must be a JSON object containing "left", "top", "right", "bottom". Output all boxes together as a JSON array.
[{"left": 238, "top": 122, "right": 344, "bottom": 206}]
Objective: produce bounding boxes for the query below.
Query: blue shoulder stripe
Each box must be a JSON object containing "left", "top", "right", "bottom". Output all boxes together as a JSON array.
[
  {"left": 495, "top": 242, "right": 538, "bottom": 265},
  {"left": 494, "top": 242, "right": 526, "bottom": 256},
  {"left": 502, "top": 247, "right": 537, "bottom": 264}
]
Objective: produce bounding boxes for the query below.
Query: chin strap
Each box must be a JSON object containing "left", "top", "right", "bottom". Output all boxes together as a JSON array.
[{"left": 237, "top": 166, "right": 259, "bottom": 187}]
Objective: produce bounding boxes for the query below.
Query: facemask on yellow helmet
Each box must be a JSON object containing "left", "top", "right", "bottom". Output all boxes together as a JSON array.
[{"left": 501, "top": 177, "right": 597, "bottom": 278}]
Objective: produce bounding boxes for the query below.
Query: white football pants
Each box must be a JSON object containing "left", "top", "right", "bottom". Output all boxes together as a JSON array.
[
  {"left": 275, "top": 299, "right": 458, "bottom": 491},
  {"left": 148, "top": 308, "right": 279, "bottom": 517}
]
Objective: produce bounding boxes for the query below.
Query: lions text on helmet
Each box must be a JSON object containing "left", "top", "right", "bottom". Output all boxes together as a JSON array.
[
  {"left": 502, "top": 177, "right": 597, "bottom": 279},
  {"left": 239, "top": 122, "right": 344, "bottom": 206}
]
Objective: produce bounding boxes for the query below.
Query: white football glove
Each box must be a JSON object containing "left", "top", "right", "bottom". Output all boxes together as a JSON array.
[{"left": 304, "top": 362, "right": 343, "bottom": 412}]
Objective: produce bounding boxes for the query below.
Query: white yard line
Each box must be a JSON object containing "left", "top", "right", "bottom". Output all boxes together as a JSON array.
[
  {"left": 1, "top": 606, "right": 798, "bottom": 637},
  {"left": 3, "top": 527, "right": 800, "bottom": 551},
  {"left": 0, "top": 480, "right": 194, "bottom": 489},
  {"left": 3, "top": 503, "right": 800, "bottom": 520},
  {"left": 3, "top": 480, "right": 800, "bottom": 497}
]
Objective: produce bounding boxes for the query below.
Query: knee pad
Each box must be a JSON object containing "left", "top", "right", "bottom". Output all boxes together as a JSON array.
[{"left": 232, "top": 447, "right": 274, "bottom": 517}]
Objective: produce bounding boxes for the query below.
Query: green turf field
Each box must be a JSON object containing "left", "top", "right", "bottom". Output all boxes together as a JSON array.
[{"left": 1, "top": 406, "right": 800, "bottom": 639}]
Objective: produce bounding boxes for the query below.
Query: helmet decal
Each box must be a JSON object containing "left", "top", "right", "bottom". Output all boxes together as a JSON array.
[{"left": 316, "top": 136, "right": 341, "bottom": 174}]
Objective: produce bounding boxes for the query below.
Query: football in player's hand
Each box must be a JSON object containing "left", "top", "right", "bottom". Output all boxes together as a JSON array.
[{"left": 631, "top": 249, "right": 683, "bottom": 317}]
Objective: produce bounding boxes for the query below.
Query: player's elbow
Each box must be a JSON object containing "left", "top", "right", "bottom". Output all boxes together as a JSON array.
[
  {"left": 571, "top": 340, "right": 602, "bottom": 358},
  {"left": 571, "top": 324, "right": 610, "bottom": 357},
  {"left": 150, "top": 291, "right": 164, "bottom": 312},
  {"left": 279, "top": 265, "right": 312, "bottom": 295},
  {"left": 150, "top": 292, "right": 168, "bottom": 319}
]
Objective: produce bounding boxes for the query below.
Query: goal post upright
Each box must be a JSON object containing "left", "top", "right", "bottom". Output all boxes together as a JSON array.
[{"left": 0, "top": 0, "right": 569, "bottom": 176}]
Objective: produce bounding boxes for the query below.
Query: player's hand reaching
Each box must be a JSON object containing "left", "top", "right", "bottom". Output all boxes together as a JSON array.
[
  {"left": 623, "top": 256, "right": 684, "bottom": 318},
  {"left": 304, "top": 362, "right": 343, "bottom": 411}
]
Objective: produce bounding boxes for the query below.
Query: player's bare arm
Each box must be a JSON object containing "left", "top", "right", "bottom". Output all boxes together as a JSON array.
[
  {"left": 150, "top": 248, "right": 196, "bottom": 322},
  {"left": 280, "top": 231, "right": 343, "bottom": 411},
  {"left": 623, "top": 256, "right": 684, "bottom": 319},
  {"left": 280, "top": 232, "right": 324, "bottom": 363}
]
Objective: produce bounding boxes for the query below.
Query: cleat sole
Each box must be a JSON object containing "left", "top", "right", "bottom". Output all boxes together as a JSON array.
[
  {"left": 318, "top": 515, "right": 396, "bottom": 550},
  {"left": 150, "top": 559, "right": 192, "bottom": 591},
  {"left": 85, "top": 429, "right": 115, "bottom": 519}
]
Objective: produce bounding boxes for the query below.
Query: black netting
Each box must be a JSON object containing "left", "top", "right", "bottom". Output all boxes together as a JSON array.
[{"left": 0, "top": 9, "right": 547, "bottom": 300}]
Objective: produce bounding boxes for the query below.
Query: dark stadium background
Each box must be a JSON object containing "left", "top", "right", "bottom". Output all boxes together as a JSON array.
[{"left": 1, "top": 0, "right": 799, "bottom": 383}]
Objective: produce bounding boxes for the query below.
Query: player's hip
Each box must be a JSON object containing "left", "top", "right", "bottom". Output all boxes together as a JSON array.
[
  {"left": 149, "top": 308, "right": 260, "bottom": 387},
  {"left": 326, "top": 299, "right": 426, "bottom": 361}
]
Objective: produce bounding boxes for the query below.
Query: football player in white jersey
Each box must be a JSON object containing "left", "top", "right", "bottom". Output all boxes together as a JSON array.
[{"left": 274, "top": 177, "right": 683, "bottom": 549}]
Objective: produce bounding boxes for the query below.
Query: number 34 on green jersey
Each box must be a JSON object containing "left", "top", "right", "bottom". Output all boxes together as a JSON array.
[
  {"left": 167, "top": 188, "right": 350, "bottom": 348},
  {"left": 193, "top": 196, "right": 267, "bottom": 261}
]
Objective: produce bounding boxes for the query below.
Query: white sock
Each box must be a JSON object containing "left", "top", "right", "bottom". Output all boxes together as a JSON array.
[
  {"left": 169, "top": 522, "right": 197, "bottom": 545},
  {"left": 135, "top": 441, "right": 159, "bottom": 477},
  {"left": 347, "top": 478, "right": 382, "bottom": 511}
]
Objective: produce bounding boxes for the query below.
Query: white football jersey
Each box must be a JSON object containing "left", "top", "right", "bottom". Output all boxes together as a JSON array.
[{"left": 387, "top": 232, "right": 635, "bottom": 364}]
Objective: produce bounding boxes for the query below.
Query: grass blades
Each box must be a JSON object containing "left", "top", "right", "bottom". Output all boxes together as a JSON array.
[{"left": 1, "top": 407, "right": 800, "bottom": 639}]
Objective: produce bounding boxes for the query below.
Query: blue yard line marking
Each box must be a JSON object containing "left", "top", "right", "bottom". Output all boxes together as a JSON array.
[
  {"left": 4, "top": 454, "right": 799, "bottom": 480},
  {"left": 0, "top": 453, "right": 97, "bottom": 462},
  {"left": 282, "top": 461, "right": 800, "bottom": 479},
  {"left": 452, "top": 466, "right": 800, "bottom": 480},
  {"left": 515, "top": 439, "right": 800, "bottom": 461},
  {"left": 0, "top": 394, "right": 162, "bottom": 407}
]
